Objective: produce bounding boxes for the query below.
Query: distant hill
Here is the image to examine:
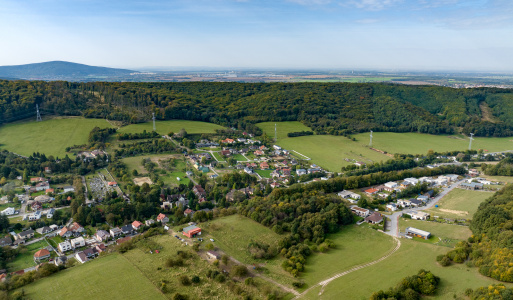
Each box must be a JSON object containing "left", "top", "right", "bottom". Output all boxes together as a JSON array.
[{"left": 0, "top": 61, "right": 135, "bottom": 80}]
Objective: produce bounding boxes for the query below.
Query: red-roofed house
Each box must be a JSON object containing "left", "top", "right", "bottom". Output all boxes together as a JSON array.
[
  {"left": 45, "top": 188, "right": 54, "bottom": 194},
  {"left": 260, "top": 162, "right": 269, "bottom": 169},
  {"left": 184, "top": 208, "right": 194, "bottom": 217},
  {"left": 364, "top": 188, "right": 379, "bottom": 195},
  {"left": 132, "top": 221, "right": 143, "bottom": 231},
  {"left": 108, "top": 182, "right": 117, "bottom": 187},
  {"left": 34, "top": 249, "right": 50, "bottom": 261},
  {"left": 157, "top": 213, "right": 169, "bottom": 223}
]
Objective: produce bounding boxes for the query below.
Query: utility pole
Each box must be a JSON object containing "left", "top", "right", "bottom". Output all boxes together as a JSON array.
[
  {"left": 469, "top": 133, "right": 474, "bottom": 150},
  {"left": 152, "top": 113, "right": 156, "bottom": 131},
  {"left": 36, "top": 104, "right": 42, "bottom": 122},
  {"left": 369, "top": 130, "right": 373, "bottom": 147}
]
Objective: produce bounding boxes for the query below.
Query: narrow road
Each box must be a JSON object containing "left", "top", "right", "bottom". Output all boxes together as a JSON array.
[
  {"left": 385, "top": 179, "right": 464, "bottom": 237},
  {"left": 294, "top": 237, "right": 401, "bottom": 299}
]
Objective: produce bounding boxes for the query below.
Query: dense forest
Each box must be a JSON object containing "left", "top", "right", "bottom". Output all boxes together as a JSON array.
[{"left": 2, "top": 80, "right": 513, "bottom": 136}]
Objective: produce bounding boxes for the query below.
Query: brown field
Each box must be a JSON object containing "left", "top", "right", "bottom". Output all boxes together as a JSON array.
[{"left": 133, "top": 177, "right": 153, "bottom": 186}]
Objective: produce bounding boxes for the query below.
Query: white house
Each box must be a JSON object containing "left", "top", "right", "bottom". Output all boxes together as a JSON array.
[
  {"left": 46, "top": 208, "right": 55, "bottom": 219},
  {"left": 404, "top": 178, "right": 419, "bottom": 185},
  {"left": 273, "top": 145, "right": 282, "bottom": 150},
  {"left": 397, "top": 199, "right": 411, "bottom": 207},
  {"left": 58, "top": 241, "right": 72, "bottom": 252},
  {"left": 71, "top": 236, "right": 85, "bottom": 249},
  {"left": 337, "top": 190, "right": 361, "bottom": 200},
  {"left": 408, "top": 211, "right": 430, "bottom": 220},
  {"left": 445, "top": 174, "right": 459, "bottom": 182},
  {"left": 384, "top": 182, "right": 398, "bottom": 189},
  {"left": 386, "top": 203, "right": 398, "bottom": 211},
  {"left": 1, "top": 207, "right": 15, "bottom": 216},
  {"left": 63, "top": 186, "right": 75, "bottom": 193},
  {"left": 350, "top": 206, "right": 370, "bottom": 217},
  {"left": 296, "top": 169, "right": 307, "bottom": 176},
  {"left": 75, "top": 252, "right": 88, "bottom": 264}
]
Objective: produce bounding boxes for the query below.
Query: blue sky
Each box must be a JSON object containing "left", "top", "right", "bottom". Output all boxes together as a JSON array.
[{"left": 0, "top": 0, "right": 512, "bottom": 71}]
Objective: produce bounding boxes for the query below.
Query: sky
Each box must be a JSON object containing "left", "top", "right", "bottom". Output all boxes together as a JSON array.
[{"left": 0, "top": 0, "right": 513, "bottom": 71}]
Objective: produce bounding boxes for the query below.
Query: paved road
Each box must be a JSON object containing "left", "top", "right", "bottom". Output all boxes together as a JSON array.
[
  {"left": 385, "top": 179, "right": 464, "bottom": 237},
  {"left": 8, "top": 205, "right": 70, "bottom": 220}
]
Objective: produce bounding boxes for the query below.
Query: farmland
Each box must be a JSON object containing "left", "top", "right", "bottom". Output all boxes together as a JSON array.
[
  {"left": 423, "top": 188, "right": 492, "bottom": 220},
  {"left": 302, "top": 239, "right": 513, "bottom": 300},
  {"left": 0, "top": 117, "right": 113, "bottom": 158},
  {"left": 353, "top": 131, "right": 513, "bottom": 155},
  {"left": 20, "top": 253, "right": 167, "bottom": 300},
  {"left": 117, "top": 120, "right": 225, "bottom": 136}
]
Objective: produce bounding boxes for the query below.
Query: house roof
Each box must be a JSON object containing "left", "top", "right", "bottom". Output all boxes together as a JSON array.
[
  {"left": 116, "top": 236, "right": 132, "bottom": 245},
  {"left": 183, "top": 225, "right": 200, "bottom": 233},
  {"left": 132, "top": 221, "right": 143, "bottom": 228},
  {"left": 69, "top": 222, "right": 83, "bottom": 232},
  {"left": 157, "top": 213, "right": 168, "bottom": 221},
  {"left": 184, "top": 208, "right": 193, "bottom": 214},
  {"left": 19, "top": 229, "right": 34, "bottom": 237},
  {"left": 364, "top": 188, "right": 378, "bottom": 194},
  {"left": 365, "top": 212, "right": 383, "bottom": 223},
  {"left": 76, "top": 252, "right": 87, "bottom": 262},
  {"left": 96, "top": 230, "right": 109, "bottom": 237},
  {"left": 34, "top": 249, "right": 50, "bottom": 258},
  {"left": 121, "top": 224, "right": 133, "bottom": 232}
]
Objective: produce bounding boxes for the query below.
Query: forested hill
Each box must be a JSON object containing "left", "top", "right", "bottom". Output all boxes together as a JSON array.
[
  {"left": 0, "top": 61, "right": 134, "bottom": 80},
  {"left": 1, "top": 80, "right": 513, "bottom": 137}
]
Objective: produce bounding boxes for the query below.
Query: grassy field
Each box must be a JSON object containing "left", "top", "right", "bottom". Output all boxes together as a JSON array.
[
  {"left": 399, "top": 219, "right": 472, "bottom": 241},
  {"left": 212, "top": 152, "right": 226, "bottom": 162},
  {"left": 201, "top": 215, "right": 296, "bottom": 287},
  {"left": 20, "top": 253, "right": 167, "bottom": 300},
  {"left": 121, "top": 234, "right": 281, "bottom": 299},
  {"left": 303, "top": 239, "right": 513, "bottom": 300},
  {"left": 8, "top": 240, "right": 50, "bottom": 272},
  {"left": 353, "top": 132, "right": 513, "bottom": 155},
  {"left": 118, "top": 120, "right": 225, "bottom": 136},
  {"left": 255, "top": 169, "right": 273, "bottom": 178},
  {"left": 257, "top": 122, "right": 390, "bottom": 171},
  {"left": 424, "top": 188, "right": 492, "bottom": 220},
  {"left": 0, "top": 117, "right": 113, "bottom": 158},
  {"left": 231, "top": 154, "right": 247, "bottom": 161}
]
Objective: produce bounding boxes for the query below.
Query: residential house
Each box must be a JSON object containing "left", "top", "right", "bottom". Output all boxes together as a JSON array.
[
  {"left": 461, "top": 182, "right": 483, "bottom": 190},
  {"left": 83, "top": 248, "right": 98, "bottom": 258},
  {"left": 157, "top": 213, "right": 169, "bottom": 223},
  {"left": 350, "top": 206, "right": 370, "bottom": 217},
  {"left": 110, "top": 227, "right": 122, "bottom": 238},
  {"left": 45, "top": 188, "right": 54, "bottom": 194},
  {"left": 400, "top": 181, "right": 412, "bottom": 188},
  {"left": 404, "top": 178, "right": 419, "bottom": 185},
  {"left": 182, "top": 225, "right": 201, "bottom": 238},
  {"left": 220, "top": 150, "right": 231, "bottom": 157},
  {"left": 445, "top": 174, "right": 459, "bottom": 182},
  {"left": 116, "top": 236, "right": 132, "bottom": 245},
  {"left": 58, "top": 241, "right": 72, "bottom": 252},
  {"left": 75, "top": 252, "right": 88, "bottom": 264},
  {"left": 121, "top": 225, "right": 133, "bottom": 235},
  {"left": 1, "top": 207, "right": 15, "bottom": 216},
  {"left": 0, "top": 237, "right": 12, "bottom": 247},
  {"left": 260, "top": 162, "right": 269, "bottom": 169},
  {"left": 63, "top": 186, "right": 75, "bottom": 193},
  {"left": 28, "top": 211, "right": 42, "bottom": 221},
  {"left": 30, "top": 177, "right": 45, "bottom": 183},
  {"left": 364, "top": 188, "right": 378, "bottom": 196},
  {"left": 397, "top": 199, "right": 411, "bottom": 207},
  {"left": 365, "top": 212, "right": 383, "bottom": 224},
  {"left": 354, "top": 161, "right": 366, "bottom": 167},
  {"left": 435, "top": 177, "right": 448, "bottom": 186},
  {"left": 71, "top": 237, "right": 86, "bottom": 249},
  {"left": 254, "top": 150, "right": 264, "bottom": 156},
  {"left": 417, "top": 195, "right": 429, "bottom": 202},
  {"left": 33, "top": 249, "right": 51, "bottom": 261},
  {"left": 386, "top": 203, "right": 398, "bottom": 211},
  {"left": 69, "top": 222, "right": 85, "bottom": 235},
  {"left": 337, "top": 190, "right": 361, "bottom": 200},
  {"left": 36, "top": 226, "right": 53, "bottom": 235},
  {"left": 54, "top": 256, "right": 67, "bottom": 266},
  {"left": 31, "top": 201, "right": 42, "bottom": 211},
  {"left": 270, "top": 182, "right": 280, "bottom": 188},
  {"left": 95, "top": 244, "right": 106, "bottom": 253},
  {"left": 132, "top": 221, "right": 143, "bottom": 231},
  {"left": 59, "top": 227, "right": 72, "bottom": 238},
  {"left": 108, "top": 182, "right": 117, "bottom": 187},
  {"left": 184, "top": 208, "right": 194, "bottom": 217},
  {"left": 145, "top": 219, "right": 155, "bottom": 226},
  {"left": 296, "top": 169, "right": 307, "bottom": 176},
  {"left": 409, "top": 199, "right": 423, "bottom": 207},
  {"left": 17, "top": 229, "right": 34, "bottom": 240},
  {"left": 244, "top": 167, "right": 254, "bottom": 174},
  {"left": 44, "top": 167, "right": 51, "bottom": 173},
  {"left": 409, "top": 211, "right": 430, "bottom": 221},
  {"left": 35, "top": 182, "right": 50, "bottom": 191},
  {"left": 193, "top": 185, "right": 206, "bottom": 198},
  {"left": 384, "top": 182, "right": 398, "bottom": 189},
  {"left": 46, "top": 208, "right": 55, "bottom": 219},
  {"left": 95, "top": 230, "right": 110, "bottom": 242}
]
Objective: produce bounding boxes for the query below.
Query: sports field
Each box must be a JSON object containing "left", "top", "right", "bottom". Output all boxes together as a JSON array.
[
  {"left": 20, "top": 254, "right": 167, "bottom": 300},
  {"left": 0, "top": 117, "right": 113, "bottom": 158},
  {"left": 424, "top": 188, "right": 492, "bottom": 220},
  {"left": 353, "top": 132, "right": 513, "bottom": 155},
  {"left": 302, "top": 239, "right": 513, "bottom": 300},
  {"left": 117, "top": 120, "right": 225, "bottom": 136}
]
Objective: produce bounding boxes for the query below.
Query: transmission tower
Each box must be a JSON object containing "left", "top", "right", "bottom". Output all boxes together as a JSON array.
[
  {"left": 468, "top": 133, "right": 474, "bottom": 150},
  {"left": 369, "top": 130, "right": 373, "bottom": 147},
  {"left": 152, "top": 113, "right": 156, "bottom": 131},
  {"left": 274, "top": 123, "right": 277, "bottom": 142},
  {"left": 36, "top": 104, "right": 42, "bottom": 122}
]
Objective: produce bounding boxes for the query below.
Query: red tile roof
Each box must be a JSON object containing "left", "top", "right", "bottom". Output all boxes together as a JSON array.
[{"left": 34, "top": 249, "right": 50, "bottom": 258}]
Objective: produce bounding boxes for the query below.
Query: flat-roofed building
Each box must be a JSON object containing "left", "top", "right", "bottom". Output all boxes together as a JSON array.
[{"left": 406, "top": 227, "right": 431, "bottom": 240}]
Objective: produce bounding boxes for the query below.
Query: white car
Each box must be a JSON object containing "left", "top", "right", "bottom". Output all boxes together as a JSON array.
[{"left": 210, "top": 238, "right": 215, "bottom": 242}]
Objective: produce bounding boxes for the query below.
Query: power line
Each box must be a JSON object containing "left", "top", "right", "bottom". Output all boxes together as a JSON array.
[
  {"left": 152, "top": 113, "right": 156, "bottom": 131},
  {"left": 469, "top": 133, "right": 474, "bottom": 150},
  {"left": 369, "top": 130, "right": 373, "bottom": 147},
  {"left": 36, "top": 104, "right": 42, "bottom": 122}
]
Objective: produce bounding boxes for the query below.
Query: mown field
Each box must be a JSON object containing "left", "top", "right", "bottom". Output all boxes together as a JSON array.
[
  {"left": 0, "top": 117, "right": 113, "bottom": 158},
  {"left": 20, "top": 253, "right": 167, "bottom": 300},
  {"left": 424, "top": 188, "right": 492, "bottom": 220},
  {"left": 302, "top": 239, "right": 513, "bottom": 300},
  {"left": 353, "top": 132, "right": 513, "bottom": 155},
  {"left": 398, "top": 219, "right": 472, "bottom": 241},
  {"left": 8, "top": 240, "right": 50, "bottom": 272},
  {"left": 117, "top": 120, "right": 225, "bottom": 136}
]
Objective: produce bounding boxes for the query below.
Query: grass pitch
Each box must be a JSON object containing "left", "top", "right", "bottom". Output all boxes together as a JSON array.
[{"left": 0, "top": 117, "right": 113, "bottom": 158}]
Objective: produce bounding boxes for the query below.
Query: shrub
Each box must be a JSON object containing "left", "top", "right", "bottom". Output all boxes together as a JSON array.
[
  {"left": 215, "top": 274, "right": 226, "bottom": 283},
  {"left": 439, "top": 256, "right": 451, "bottom": 267},
  {"left": 292, "top": 281, "right": 305, "bottom": 288},
  {"left": 172, "top": 293, "right": 188, "bottom": 300},
  {"left": 179, "top": 275, "right": 191, "bottom": 286},
  {"left": 191, "top": 276, "right": 200, "bottom": 284},
  {"left": 231, "top": 265, "right": 249, "bottom": 277}
]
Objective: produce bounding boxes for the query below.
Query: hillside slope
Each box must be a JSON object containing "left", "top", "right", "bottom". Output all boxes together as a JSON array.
[{"left": 0, "top": 61, "right": 134, "bottom": 79}]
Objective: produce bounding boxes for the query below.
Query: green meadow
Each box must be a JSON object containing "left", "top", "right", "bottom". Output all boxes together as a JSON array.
[
  {"left": 424, "top": 188, "right": 492, "bottom": 220},
  {"left": 0, "top": 117, "right": 113, "bottom": 158},
  {"left": 353, "top": 131, "right": 513, "bottom": 155},
  {"left": 117, "top": 120, "right": 225, "bottom": 136},
  {"left": 302, "top": 239, "right": 512, "bottom": 300}
]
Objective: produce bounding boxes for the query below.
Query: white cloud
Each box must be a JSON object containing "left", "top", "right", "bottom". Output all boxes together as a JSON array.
[{"left": 348, "top": 0, "right": 402, "bottom": 10}]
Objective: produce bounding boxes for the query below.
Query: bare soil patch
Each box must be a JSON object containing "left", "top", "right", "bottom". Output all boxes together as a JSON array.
[{"left": 133, "top": 177, "right": 153, "bottom": 186}]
